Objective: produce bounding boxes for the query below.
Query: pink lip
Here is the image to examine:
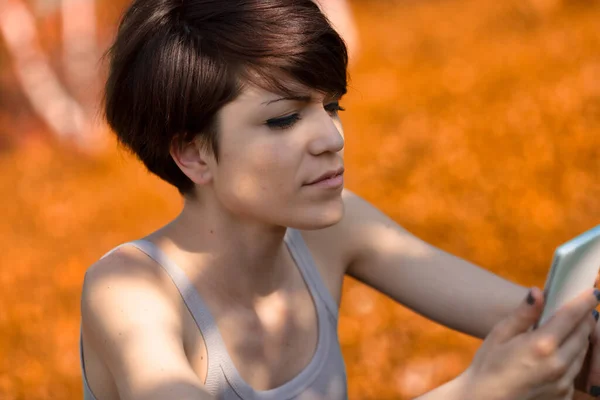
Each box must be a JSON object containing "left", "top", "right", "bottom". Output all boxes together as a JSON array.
[
  {"left": 304, "top": 168, "right": 345, "bottom": 189},
  {"left": 308, "top": 173, "right": 344, "bottom": 189},
  {"left": 306, "top": 167, "right": 345, "bottom": 185}
]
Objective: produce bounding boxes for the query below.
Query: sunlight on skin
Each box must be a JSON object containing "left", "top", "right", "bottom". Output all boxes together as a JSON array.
[
  {"left": 255, "top": 292, "right": 290, "bottom": 335},
  {"left": 254, "top": 287, "right": 317, "bottom": 337},
  {"left": 365, "top": 224, "right": 433, "bottom": 260}
]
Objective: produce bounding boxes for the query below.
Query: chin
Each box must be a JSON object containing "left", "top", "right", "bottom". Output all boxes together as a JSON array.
[{"left": 289, "top": 196, "right": 345, "bottom": 231}]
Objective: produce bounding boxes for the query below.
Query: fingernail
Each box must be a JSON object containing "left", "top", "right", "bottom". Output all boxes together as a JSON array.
[
  {"left": 595, "top": 289, "right": 600, "bottom": 301},
  {"left": 526, "top": 290, "right": 535, "bottom": 305},
  {"left": 590, "top": 385, "right": 600, "bottom": 396},
  {"left": 594, "top": 309, "right": 599, "bottom": 321}
]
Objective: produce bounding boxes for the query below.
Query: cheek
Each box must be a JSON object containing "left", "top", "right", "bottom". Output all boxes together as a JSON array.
[{"left": 216, "top": 143, "right": 299, "bottom": 209}]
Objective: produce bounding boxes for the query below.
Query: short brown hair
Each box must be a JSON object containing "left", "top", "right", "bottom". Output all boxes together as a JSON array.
[{"left": 104, "top": 0, "right": 348, "bottom": 195}]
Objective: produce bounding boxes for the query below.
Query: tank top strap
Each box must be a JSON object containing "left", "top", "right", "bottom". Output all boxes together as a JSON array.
[
  {"left": 284, "top": 229, "right": 339, "bottom": 321},
  {"left": 118, "top": 239, "right": 226, "bottom": 392},
  {"left": 79, "top": 327, "right": 97, "bottom": 400}
]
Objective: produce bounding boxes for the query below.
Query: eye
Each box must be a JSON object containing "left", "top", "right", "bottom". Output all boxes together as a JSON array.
[
  {"left": 266, "top": 114, "right": 301, "bottom": 130},
  {"left": 324, "top": 101, "right": 345, "bottom": 116}
]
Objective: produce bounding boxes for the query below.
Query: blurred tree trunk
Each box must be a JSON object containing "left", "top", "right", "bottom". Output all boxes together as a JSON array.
[
  {"left": 60, "top": 0, "right": 99, "bottom": 110},
  {"left": 315, "top": 0, "right": 360, "bottom": 64},
  {"left": 0, "top": 0, "right": 99, "bottom": 149}
]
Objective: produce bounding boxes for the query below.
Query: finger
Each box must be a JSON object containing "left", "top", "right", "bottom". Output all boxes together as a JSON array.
[
  {"left": 586, "top": 315, "right": 600, "bottom": 396},
  {"left": 591, "top": 310, "right": 599, "bottom": 345},
  {"left": 565, "top": 345, "right": 589, "bottom": 383},
  {"left": 564, "top": 385, "right": 574, "bottom": 400},
  {"left": 537, "top": 288, "right": 600, "bottom": 344},
  {"left": 529, "top": 348, "right": 584, "bottom": 400},
  {"left": 552, "top": 315, "right": 595, "bottom": 368},
  {"left": 490, "top": 287, "right": 545, "bottom": 343},
  {"left": 555, "top": 348, "right": 586, "bottom": 400},
  {"left": 573, "top": 342, "right": 592, "bottom": 393},
  {"left": 528, "top": 380, "right": 575, "bottom": 400}
]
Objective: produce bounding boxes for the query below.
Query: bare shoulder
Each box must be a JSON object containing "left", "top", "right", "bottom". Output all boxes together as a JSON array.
[
  {"left": 81, "top": 246, "right": 181, "bottom": 336},
  {"left": 81, "top": 246, "right": 209, "bottom": 399}
]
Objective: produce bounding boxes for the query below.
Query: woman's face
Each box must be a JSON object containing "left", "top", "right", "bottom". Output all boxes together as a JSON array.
[{"left": 208, "top": 83, "right": 346, "bottom": 230}]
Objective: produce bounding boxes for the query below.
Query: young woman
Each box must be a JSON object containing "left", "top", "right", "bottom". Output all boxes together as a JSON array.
[{"left": 80, "top": 0, "right": 600, "bottom": 399}]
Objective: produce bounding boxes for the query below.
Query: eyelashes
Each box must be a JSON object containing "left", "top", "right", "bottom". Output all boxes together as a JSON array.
[
  {"left": 266, "top": 102, "right": 345, "bottom": 130},
  {"left": 325, "top": 102, "right": 345, "bottom": 115},
  {"left": 266, "top": 114, "right": 301, "bottom": 130}
]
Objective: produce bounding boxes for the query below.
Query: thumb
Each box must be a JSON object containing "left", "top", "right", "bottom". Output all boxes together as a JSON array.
[{"left": 491, "top": 287, "right": 545, "bottom": 343}]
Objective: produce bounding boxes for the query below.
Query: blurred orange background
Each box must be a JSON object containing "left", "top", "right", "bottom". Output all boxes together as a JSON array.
[{"left": 1, "top": 0, "right": 600, "bottom": 399}]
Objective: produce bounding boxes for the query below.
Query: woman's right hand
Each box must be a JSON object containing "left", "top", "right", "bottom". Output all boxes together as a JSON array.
[{"left": 461, "top": 287, "right": 599, "bottom": 400}]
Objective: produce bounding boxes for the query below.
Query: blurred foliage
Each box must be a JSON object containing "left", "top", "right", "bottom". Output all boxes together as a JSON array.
[{"left": 0, "top": 0, "right": 599, "bottom": 399}]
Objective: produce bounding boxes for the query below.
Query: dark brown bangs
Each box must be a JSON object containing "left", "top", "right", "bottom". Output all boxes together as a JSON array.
[
  {"left": 212, "top": 0, "right": 349, "bottom": 100},
  {"left": 239, "top": 31, "right": 349, "bottom": 101}
]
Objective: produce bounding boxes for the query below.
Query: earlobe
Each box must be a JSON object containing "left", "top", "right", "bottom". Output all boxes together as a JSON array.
[{"left": 170, "top": 138, "right": 213, "bottom": 186}]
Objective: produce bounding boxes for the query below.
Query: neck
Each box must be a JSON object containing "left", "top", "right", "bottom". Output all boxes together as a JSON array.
[{"left": 152, "top": 195, "right": 293, "bottom": 302}]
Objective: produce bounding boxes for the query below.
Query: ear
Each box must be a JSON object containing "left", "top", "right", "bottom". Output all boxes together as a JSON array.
[{"left": 170, "top": 137, "right": 214, "bottom": 186}]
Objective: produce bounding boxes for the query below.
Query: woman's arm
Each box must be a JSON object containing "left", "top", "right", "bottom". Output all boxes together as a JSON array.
[
  {"left": 81, "top": 251, "right": 215, "bottom": 400},
  {"left": 338, "top": 189, "right": 529, "bottom": 339}
]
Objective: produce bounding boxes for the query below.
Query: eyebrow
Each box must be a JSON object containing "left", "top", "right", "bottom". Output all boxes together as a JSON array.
[{"left": 262, "top": 95, "right": 313, "bottom": 106}]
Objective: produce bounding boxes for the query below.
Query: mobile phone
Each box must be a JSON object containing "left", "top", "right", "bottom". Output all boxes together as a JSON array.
[{"left": 534, "top": 225, "right": 600, "bottom": 328}]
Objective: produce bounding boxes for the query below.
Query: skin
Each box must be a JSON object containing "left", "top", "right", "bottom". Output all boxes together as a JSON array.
[{"left": 81, "top": 82, "right": 600, "bottom": 400}]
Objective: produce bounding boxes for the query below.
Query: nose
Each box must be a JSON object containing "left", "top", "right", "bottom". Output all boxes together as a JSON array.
[{"left": 307, "top": 114, "right": 345, "bottom": 156}]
